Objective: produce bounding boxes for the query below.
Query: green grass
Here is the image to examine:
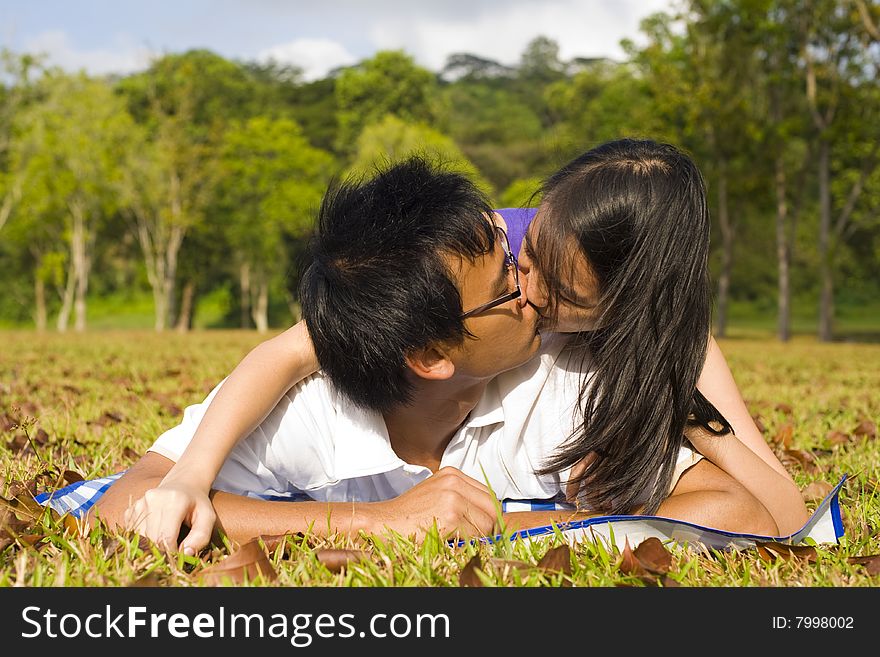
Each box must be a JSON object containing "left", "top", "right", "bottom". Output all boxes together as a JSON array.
[{"left": 1, "top": 330, "right": 878, "bottom": 587}]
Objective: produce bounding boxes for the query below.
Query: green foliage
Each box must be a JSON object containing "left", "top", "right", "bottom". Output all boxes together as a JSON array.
[
  {"left": 345, "top": 114, "right": 494, "bottom": 198},
  {"left": 1, "top": 9, "right": 879, "bottom": 334},
  {"left": 335, "top": 50, "right": 442, "bottom": 150}
]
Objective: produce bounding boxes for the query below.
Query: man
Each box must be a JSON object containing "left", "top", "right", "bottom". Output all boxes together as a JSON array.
[{"left": 91, "top": 156, "right": 776, "bottom": 550}]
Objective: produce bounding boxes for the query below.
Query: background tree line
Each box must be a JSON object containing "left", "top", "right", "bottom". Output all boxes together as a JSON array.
[{"left": 1, "top": 0, "right": 878, "bottom": 340}]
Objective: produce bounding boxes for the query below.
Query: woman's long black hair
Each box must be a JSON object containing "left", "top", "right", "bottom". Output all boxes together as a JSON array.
[{"left": 534, "top": 138, "right": 732, "bottom": 515}]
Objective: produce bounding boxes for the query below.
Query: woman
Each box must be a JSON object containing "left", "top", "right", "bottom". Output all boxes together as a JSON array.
[
  {"left": 511, "top": 139, "right": 807, "bottom": 528},
  {"left": 115, "top": 138, "right": 809, "bottom": 553}
]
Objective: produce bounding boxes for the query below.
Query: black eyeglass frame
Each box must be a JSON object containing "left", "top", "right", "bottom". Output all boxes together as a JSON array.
[{"left": 459, "top": 226, "right": 522, "bottom": 319}]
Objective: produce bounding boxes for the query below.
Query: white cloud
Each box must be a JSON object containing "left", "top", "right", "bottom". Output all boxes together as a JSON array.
[
  {"left": 258, "top": 38, "right": 357, "bottom": 81},
  {"left": 368, "top": 0, "right": 674, "bottom": 70},
  {"left": 23, "top": 29, "right": 155, "bottom": 76}
]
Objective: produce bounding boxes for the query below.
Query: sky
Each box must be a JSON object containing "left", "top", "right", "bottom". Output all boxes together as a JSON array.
[{"left": 0, "top": 0, "right": 676, "bottom": 81}]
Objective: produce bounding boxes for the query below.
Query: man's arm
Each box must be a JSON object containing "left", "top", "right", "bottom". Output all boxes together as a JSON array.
[{"left": 92, "top": 454, "right": 502, "bottom": 548}]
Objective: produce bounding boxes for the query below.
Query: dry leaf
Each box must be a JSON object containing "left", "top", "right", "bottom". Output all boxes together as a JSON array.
[
  {"left": 756, "top": 544, "right": 777, "bottom": 562},
  {"left": 659, "top": 575, "right": 680, "bottom": 587},
  {"left": 774, "top": 403, "right": 793, "bottom": 414},
  {"left": 197, "top": 538, "right": 277, "bottom": 585},
  {"left": 316, "top": 548, "right": 371, "bottom": 573},
  {"left": 826, "top": 430, "right": 850, "bottom": 445},
  {"left": 847, "top": 555, "right": 880, "bottom": 576},
  {"left": 751, "top": 415, "right": 767, "bottom": 434},
  {"left": 782, "top": 449, "right": 820, "bottom": 474},
  {"left": 129, "top": 573, "right": 162, "bottom": 587},
  {"left": 633, "top": 537, "right": 673, "bottom": 574},
  {"left": 486, "top": 557, "right": 530, "bottom": 572},
  {"left": 755, "top": 541, "right": 818, "bottom": 563},
  {"left": 62, "top": 515, "right": 81, "bottom": 536},
  {"left": 259, "top": 532, "right": 306, "bottom": 556},
  {"left": 537, "top": 544, "right": 572, "bottom": 576},
  {"left": 802, "top": 480, "right": 834, "bottom": 502},
  {"left": 62, "top": 470, "right": 85, "bottom": 485},
  {"left": 618, "top": 538, "right": 646, "bottom": 576},
  {"left": 459, "top": 554, "right": 484, "bottom": 587},
  {"left": 853, "top": 420, "right": 876, "bottom": 439},
  {"left": 772, "top": 423, "right": 794, "bottom": 448}
]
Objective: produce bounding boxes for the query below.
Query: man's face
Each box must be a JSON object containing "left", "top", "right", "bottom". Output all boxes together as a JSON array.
[{"left": 443, "top": 213, "right": 542, "bottom": 380}]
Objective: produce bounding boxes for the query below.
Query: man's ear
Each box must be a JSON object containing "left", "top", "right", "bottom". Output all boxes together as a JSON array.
[{"left": 405, "top": 345, "right": 455, "bottom": 381}]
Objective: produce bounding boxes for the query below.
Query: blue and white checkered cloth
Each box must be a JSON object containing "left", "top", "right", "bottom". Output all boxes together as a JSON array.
[
  {"left": 35, "top": 473, "right": 846, "bottom": 552},
  {"left": 34, "top": 472, "right": 575, "bottom": 519}
]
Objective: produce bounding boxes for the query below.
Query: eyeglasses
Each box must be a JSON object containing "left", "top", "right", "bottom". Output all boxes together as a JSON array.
[{"left": 460, "top": 226, "right": 522, "bottom": 319}]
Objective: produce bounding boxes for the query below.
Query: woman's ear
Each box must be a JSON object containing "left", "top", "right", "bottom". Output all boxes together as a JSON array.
[{"left": 405, "top": 345, "right": 455, "bottom": 381}]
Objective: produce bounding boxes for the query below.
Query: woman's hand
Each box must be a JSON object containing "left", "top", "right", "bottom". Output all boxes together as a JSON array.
[
  {"left": 564, "top": 452, "right": 597, "bottom": 506},
  {"left": 122, "top": 477, "right": 217, "bottom": 555}
]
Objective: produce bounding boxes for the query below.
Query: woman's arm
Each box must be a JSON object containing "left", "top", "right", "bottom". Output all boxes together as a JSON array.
[
  {"left": 124, "top": 320, "right": 319, "bottom": 554},
  {"left": 693, "top": 336, "right": 810, "bottom": 535}
]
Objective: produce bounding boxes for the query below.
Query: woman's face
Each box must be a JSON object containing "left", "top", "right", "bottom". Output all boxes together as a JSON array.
[{"left": 517, "top": 211, "right": 602, "bottom": 334}]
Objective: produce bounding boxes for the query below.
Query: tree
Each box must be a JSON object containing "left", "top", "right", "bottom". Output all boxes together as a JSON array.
[
  {"left": 116, "top": 50, "right": 261, "bottom": 331},
  {"left": 335, "top": 51, "right": 441, "bottom": 150},
  {"left": 796, "top": 0, "right": 879, "bottom": 341},
  {"left": 345, "top": 115, "right": 493, "bottom": 199},
  {"left": 214, "top": 116, "right": 334, "bottom": 332},
  {"left": 10, "top": 71, "right": 133, "bottom": 332}
]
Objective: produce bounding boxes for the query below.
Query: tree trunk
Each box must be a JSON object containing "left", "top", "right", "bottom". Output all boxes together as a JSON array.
[
  {"left": 817, "top": 138, "right": 833, "bottom": 342},
  {"left": 251, "top": 273, "right": 269, "bottom": 333},
  {"left": 34, "top": 275, "right": 47, "bottom": 332},
  {"left": 69, "top": 201, "right": 91, "bottom": 333},
  {"left": 175, "top": 279, "right": 196, "bottom": 333},
  {"left": 56, "top": 252, "right": 76, "bottom": 332},
  {"left": 240, "top": 262, "right": 251, "bottom": 329},
  {"left": 774, "top": 157, "right": 791, "bottom": 342},
  {"left": 714, "top": 163, "right": 733, "bottom": 338}
]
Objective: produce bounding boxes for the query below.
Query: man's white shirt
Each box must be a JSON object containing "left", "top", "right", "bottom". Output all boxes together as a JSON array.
[{"left": 148, "top": 335, "right": 700, "bottom": 504}]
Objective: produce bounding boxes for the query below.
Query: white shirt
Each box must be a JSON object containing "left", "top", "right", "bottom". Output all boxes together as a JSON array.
[{"left": 148, "top": 335, "right": 700, "bottom": 502}]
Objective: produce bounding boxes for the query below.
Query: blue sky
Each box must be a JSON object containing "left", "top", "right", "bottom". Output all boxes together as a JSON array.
[{"left": 0, "top": 0, "right": 674, "bottom": 80}]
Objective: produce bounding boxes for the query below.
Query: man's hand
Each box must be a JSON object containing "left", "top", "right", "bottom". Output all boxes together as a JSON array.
[
  {"left": 122, "top": 478, "right": 217, "bottom": 555},
  {"left": 366, "top": 467, "right": 500, "bottom": 540}
]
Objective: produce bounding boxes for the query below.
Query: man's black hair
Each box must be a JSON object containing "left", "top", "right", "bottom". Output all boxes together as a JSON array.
[{"left": 299, "top": 155, "right": 496, "bottom": 413}]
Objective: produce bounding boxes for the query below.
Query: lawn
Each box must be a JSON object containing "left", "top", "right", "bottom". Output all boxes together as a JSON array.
[{"left": 1, "top": 329, "right": 878, "bottom": 587}]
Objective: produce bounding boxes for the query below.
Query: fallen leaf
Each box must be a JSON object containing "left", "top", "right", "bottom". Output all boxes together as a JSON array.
[
  {"left": 782, "top": 449, "right": 820, "bottom": 474},
  {"left": 774, "top": 403, "right": 793, "bottom": 414},
  {"left": 129, "top": 573, "right": 162, "bottom": 587},
  {"left": 755, "top": 541, "right": 818, "bottom": 563},
  {"left": 853, "top": 420, "right": 876, "bottom": 439},
  {"left": 197, "top": 538, "right": 277, "bottom": 585},
  {"left": 537, "top": 544, "right": 572, "bottom": 576},
  {"left": 62, "top": 470, "right": 85, "bottom": 485},
  {"left": 63, "top": 515, "right": 81, "bottom": 536},
  {"left": 659, "top": 575, "right": 680, "bottom": 587},
  {"left": 756, "top": 544, "right": 777, "bottom": 563},
  {"left": 459, "top": 554, "right": 484, "bottom": 587},
  {"left": 122, "top": 447, "right": 141, "bottom": 462},
  {"left": 633, "top": 537, "right": 673, "bottom": 574},
  {"left": 751, "top": 415, "right": 767, "bottom": 434},
  {"left": 618, "top": 538, "right": 646, "bottom": 576},
  {"left": 825, "top": 430, "right": 851, "bottom": 445},
  {"left": 802, "top": 480, "right": 834, "bottom": 502},
  {"left": 772, "top": 423, "right": 794, "bottom": 448},
  {"left": 847, "top": 555, "right": 880, "bottom": 576},
  {"left": 259, "top": 532, "right": 305, "bottom": 556},
  {"left": 486, "top": 557, "right": 531, "bottom": 572},
  {"left": 316, "top": 548, "right": 371, "bottom": 573}
]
